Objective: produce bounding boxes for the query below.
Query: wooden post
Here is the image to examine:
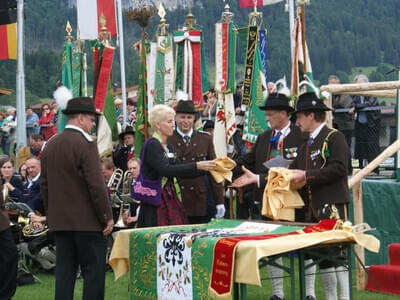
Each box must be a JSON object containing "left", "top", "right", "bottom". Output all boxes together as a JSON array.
[
  {"left": 320, "top": 81, "right": 400, "bottom": 94},
  {"left": 326, "top": 93, "right": 333, "bottom": 128},
  {"left": 352, "top": 169, "right": 367, "bottom": 290}
]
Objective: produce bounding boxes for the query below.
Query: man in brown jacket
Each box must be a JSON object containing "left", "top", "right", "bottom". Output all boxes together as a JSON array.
[
  {"left": 168, "top": 100, "right": 225, "bottom": 224},
  {"left": 41, "top": 97, "right": 114, "bottom": 300},
  {"left": 0, "top": 182, "right": 18, "bottom": 299}
]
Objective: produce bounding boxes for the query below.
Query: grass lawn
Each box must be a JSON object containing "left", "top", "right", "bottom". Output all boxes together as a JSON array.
[{"left": 13, "top": 264, "right": 399, "bottom": 300}]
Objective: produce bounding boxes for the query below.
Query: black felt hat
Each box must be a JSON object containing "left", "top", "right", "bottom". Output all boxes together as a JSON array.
[
  {"left": 62, "top": 97, "right": 100, "bottom": 115},
  {"left": 118, "top": 125, "right": 135, "bottom": 139},
  {"left": 175, "top": 100, "right": 196, "bottom": 114},
  {"left": 203, "top": 119, "right": 214, "bottom": 130},
  {"left": 259, "top": 93, "right": 294, "bottom": 112},
  {"left": 294, "top": 92, "right": 332, "bottom": 113}
]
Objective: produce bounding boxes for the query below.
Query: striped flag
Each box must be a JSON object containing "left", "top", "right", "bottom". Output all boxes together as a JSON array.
[
  {"left": 174, "top": 29, "right": 208, "bottom": 110},
  {"left": 291, "top": 15, "right": 314, "bottom": 96},
  {"left": 77, "top": 0, "right": 117, "bottom": 40},
  {"left": 239, "top": 0, "right": 284, "bottom": 8},
  {"left": 146, "top": 42, "right": 157, "bottom": 111},
  {"left": 214, "top": 21, "right": 237, "bottom": 157},
  {"left": 94, "top": 45, "right": 115, "bottom": 113},
  {"left": 0, "top": 23, "right": 16, "bottom": 60}
]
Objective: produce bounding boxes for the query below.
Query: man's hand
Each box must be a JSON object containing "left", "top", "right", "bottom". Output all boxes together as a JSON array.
[
  {"left": 291, "top": 169, "right": 306, "bottom": 184},
  {"left": 231, "top": 166, "right": 257, "bottom": 188},
  {"left": 103, "top": 219, "right": 114, "bottom": 236}
]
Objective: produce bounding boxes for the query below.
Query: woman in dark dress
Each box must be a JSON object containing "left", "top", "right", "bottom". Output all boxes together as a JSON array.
[
  {"left": 0, "top": 157, "right": 24, "bottom": 202},
  {"left": 137, "top": 104, "right": 216, "bottom": 228}
]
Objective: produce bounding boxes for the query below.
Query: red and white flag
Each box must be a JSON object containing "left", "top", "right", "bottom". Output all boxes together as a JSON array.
[
  {"left": 77, "top": 0, "right": 117, "bottom": 40},
  {"left": 239, "top": 0, "right": 284, "bottom": 8}
]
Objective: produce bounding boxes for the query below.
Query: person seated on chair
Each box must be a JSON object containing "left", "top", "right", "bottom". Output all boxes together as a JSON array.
[
  {"left": 11, "top": 157, "right": 43, "bottom": 215},
  {"left": 19, "top": 213, "right": 56, "bottom": 273}
]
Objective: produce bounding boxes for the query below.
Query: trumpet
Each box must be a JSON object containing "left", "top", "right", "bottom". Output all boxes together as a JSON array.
[
  {"left": 107, "top": 168, "right": 124, "bottom": 193},
  {"left": 2, "top": 182, "right": 9, "bottom": 204},
  {"left": 122, "top": 170, "right": 132, "bottom": 195}
]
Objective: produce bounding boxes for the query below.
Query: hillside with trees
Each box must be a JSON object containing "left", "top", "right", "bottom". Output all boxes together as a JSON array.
[{"left": 0, "top": 0, "right": 399, "bottom": 106}]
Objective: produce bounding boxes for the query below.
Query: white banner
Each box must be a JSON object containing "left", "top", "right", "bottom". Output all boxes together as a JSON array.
[{"left": 77, "top": 0, "right": 98, "bottom": 40}]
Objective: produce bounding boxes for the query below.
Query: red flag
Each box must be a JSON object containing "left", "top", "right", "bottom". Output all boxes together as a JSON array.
[
  {"left": 239, "top": 0, "right": 283, "bottom": 8},
  {"left": 97, "top": 0, "right": 117, "bottom": 36}
]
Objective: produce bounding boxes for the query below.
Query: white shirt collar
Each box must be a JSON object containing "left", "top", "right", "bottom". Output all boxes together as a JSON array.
[
  {"left": 65, "top": 125, "right": 93, "bottom": 142},
  {"left": 310, "top": 122, "right": 326, "bottom": 140},
  {"left": 28, "top": 173, "right": 40, "bottom": 188},
  {"left": 275, "top": 121, "right": 291, "bottom": 138},
  {"left": 40, "top": 141, "right": 46, "bottom": 152},
  {"left": 177, "top": 127, "right": 193, "bottom": 138}
]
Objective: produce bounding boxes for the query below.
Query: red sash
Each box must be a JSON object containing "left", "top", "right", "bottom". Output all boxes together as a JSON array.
[{"left": 209, "top": 219, "right": 337, "bottom": 297}]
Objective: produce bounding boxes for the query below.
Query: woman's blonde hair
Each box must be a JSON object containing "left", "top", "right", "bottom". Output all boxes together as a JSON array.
[{"left": 148, "top": 104, "right": 175, "bottom": 129}]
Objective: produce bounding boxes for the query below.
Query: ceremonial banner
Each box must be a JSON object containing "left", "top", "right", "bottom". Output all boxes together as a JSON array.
[
  {"left": 77, "top": 0, "right": 117, "bottom": 40},
  {"left": 135, "top": 40, "right": 149, "bottom": 157},
  {"left": 242, "top": 26, "right": 258, "bottom": 108},
  {"left": 97, "top": 81, "right": 119, "bottom": 157},
  {"left": 94, "top": 45, "right": 115, "bottom": 113},
  {"left": 214, "top": 93, "right": 237, "bottom": 157},
  {"left": 147, "top": 42, "right": 157, "bottom": 112},
  {"left": 259, "top": 28, "right": 268, "bottom": 84},
  {"left": 0, "top": 23, "right": 16, "bottom": 60},
  {"left": 157, "top": 233, "right": 193, "bottom": 299},
  {"left": 174, "top": 29, "right": 208, "bottom": 110},
  {"left": 238, "top": 28, "right": 269, "bottom": 143},
  {"left": 154, "top": 35, "right": 175, "bottom": 104},
  {"left": 239, "top": 0, "right": 284, "bottom": 8},
  {"left": 291, "top": 15, "right": 314, "bottom": 96},
  {"left": 215, "top": 22, "right": 236, "bottom": 93}
]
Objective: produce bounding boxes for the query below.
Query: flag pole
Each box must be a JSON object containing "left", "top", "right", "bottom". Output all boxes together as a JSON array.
[
  {"left": 16, "top": 0, "right": 26, "bottom": 150},
  {"left": 116, "top": 0, "right": 128, "bottom": 128},
  {"left": 296, "top": 0, "right": 309, "bottom": 74},
  {"left": 288, "top": 0, "right": 295, "bottom": 65}
]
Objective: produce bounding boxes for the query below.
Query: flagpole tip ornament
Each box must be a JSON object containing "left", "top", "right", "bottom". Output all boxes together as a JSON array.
[
  {"left": 99, "top": 14, "right": 112, "bottom": 46},
  {"left": 126, "top": 3, "right": 157, "bottom": 28},
  {"left": 296, "top": 0, "right": 310, "bottom": 5},
  {"left": 65, "top": 21, "right": 73, "bottom": 42},
  {"left": 221, "top": 4, "right": 234, "bottom": 23}
]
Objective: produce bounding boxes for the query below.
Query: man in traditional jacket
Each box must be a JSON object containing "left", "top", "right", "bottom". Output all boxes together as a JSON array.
[
  {"left": 291, "top": 92, "right": 351, "bottom": 300},
  {"left": 232, "top": 93, "right": 308, "bottom": 300},
  {"left": 41, "top": 97, "right": 114, "bottom": 300},
  {"left": 168, "top": 100, "right": 225, "bottom": 224}
]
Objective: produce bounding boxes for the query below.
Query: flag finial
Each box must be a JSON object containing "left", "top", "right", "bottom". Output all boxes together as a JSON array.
[
  {"left": 65, "top": 21, "right": 73, "bottom": 42},
  {"left": 158, "top": 4, "right": 168, "bottom": 36}
]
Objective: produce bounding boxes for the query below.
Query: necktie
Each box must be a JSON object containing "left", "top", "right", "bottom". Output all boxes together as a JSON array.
[
  {"left": 307, "top": 136, "right": 314, "bottom": 146},
  {"left": 269, "top": 131, "right": 282, "bottom": 149},
  {"left": 183, "top": 135, "right": 190, "bottom": 145}
]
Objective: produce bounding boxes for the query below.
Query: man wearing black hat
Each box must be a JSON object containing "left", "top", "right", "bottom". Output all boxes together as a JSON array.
[
  {"left": 232, "top": 93, "right": 307, "bottom": 300},
  {"left": 41, "top": 97, "right": 114, "bottom": 300},
  {"left": 291, "top": 92, "right": 351, "bottom": 300},
  {"left": 168, "top": 100, "right": 225, "bottom": 224},
  {"left": 113, "top": 125, "right": 135, "bottom": 172}
]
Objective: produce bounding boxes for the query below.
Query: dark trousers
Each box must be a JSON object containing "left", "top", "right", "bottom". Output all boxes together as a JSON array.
[
  {"left": 296, "top": 203, "right": 348, "bottom": 269},
  {"left": 0, "top": 228, "right": 17, "bottom": 300},
  {"left": 54, "top": 231, "right": 107, "bottom": 300}
]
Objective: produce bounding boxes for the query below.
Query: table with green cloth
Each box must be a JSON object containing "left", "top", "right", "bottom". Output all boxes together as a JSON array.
[{"left": 109, "top": 219, "right": 379, "bottom": 300}]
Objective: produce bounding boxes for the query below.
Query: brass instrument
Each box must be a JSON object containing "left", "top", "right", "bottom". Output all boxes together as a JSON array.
[
  {"left": 2, "top": 182, "right": 9, "bottom": 203},
  {"left": 5, "top": 201, "right": 49, "bottom": 238},
  {"left": 122, "top": 170, "right": 132, "bottom": 195},
  {"left": 107, "top": 168, "right": 124, "bottom": 193},
  {"left": 108, "top": 168, "right": 130, "bottom": 228},
  {"left": 21, "top": 212, "right": 49, "bottom": 238}
]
